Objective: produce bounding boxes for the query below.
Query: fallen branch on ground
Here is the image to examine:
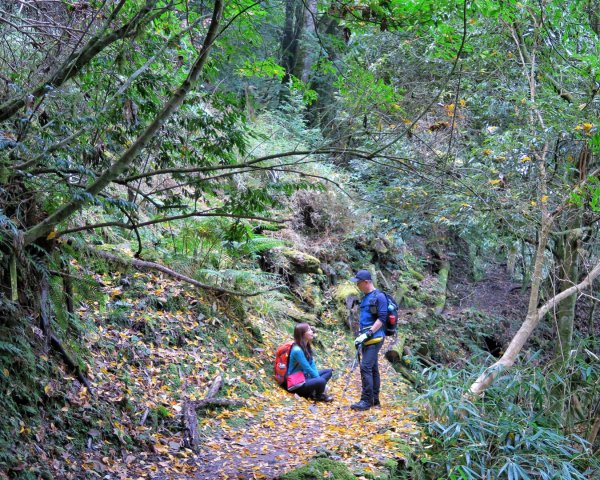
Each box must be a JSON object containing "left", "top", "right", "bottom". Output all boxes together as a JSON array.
[
  {"left": 384, "top": 335, "right": 418, "bottom": 387},
  {"left": 182, "top": 374, "right": 246, "bottom": 450}
]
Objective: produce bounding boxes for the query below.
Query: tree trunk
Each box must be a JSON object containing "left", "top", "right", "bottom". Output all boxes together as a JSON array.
[
  {"left": 506, "top": 242, "right": 518, "bottom": 278},
  {"left": 434, "top": 259, "right": 450, "bottom": 314},
  {"left": 553, "top": 228, "right": 580, "bottom": 360},
  {"left": 588, "top": 1, "right": 600, "bottom": 35},
  {"left": 281, "top": 0, "right": 304, "bottom": 84},
  {"left": 293, "top": 0, "right": 317, "bottom": 83},
  {"left": 470, "top": 213, "right": 553, "bottom": 395}
]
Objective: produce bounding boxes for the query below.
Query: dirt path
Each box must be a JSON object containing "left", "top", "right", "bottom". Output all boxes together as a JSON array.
[{"left": 189, "top": 358, "right": 416, "bottom": 479}]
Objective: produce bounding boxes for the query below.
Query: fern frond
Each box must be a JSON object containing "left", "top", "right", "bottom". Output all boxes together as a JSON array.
[
  {"left": 243, "top": 237, "right": 285, "bottom": 254},
  {"left": 196, "top": 268, "right": 280, "bottom": 289},
  {"left": 0, "top": 340, "right": 24, "bottom": 357}
]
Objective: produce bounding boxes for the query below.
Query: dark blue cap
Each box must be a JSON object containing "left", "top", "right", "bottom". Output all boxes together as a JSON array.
[{"left": 350, "top": 269, "right": 372, "bottom": 282}]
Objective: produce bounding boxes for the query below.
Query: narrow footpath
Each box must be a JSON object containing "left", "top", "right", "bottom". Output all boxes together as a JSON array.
[{"left": 192, "top": 358, "right": 417, "bottom": 479}]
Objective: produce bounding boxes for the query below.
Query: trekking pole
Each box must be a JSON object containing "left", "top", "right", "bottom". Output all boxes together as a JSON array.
[{"left": 337, "top": 344, "right": 362, "bottom": 408}]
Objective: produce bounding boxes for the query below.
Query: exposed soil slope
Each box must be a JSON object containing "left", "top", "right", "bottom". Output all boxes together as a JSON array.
[{"left": 446, "top": 261, "right": 529, "bottom": 342}]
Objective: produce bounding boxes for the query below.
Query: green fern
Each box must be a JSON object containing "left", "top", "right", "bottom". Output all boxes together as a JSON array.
[
  {"left": 0, "top": 340, "right": 23, "bottom": 357},
  {"left": 240, "top": 236, "right": 285, "bottom": 254},
  {"left": 196, "top": 268, "right": 280, "bottom": 290}
]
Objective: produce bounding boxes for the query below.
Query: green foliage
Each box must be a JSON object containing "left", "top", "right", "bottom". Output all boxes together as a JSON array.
[
  {"left": 569, "top": 176, "right": 600, "bottom": 212},
  {"left": 0, "top": 300, "right": 45, "bottom": 472},
  {"left": 238, "top": 57, "right": 286, "bottom": 80},
  {"left": 1, "top": 0, "right": 599, "bottom": 477},
  {"left": 159, "top": 217, "right": 285, "bottom": 272},
  {"left": 417, "top": 355, "right": 599, "bottom": 479},
  {"left": 279, "top": 458, "right": 355, "bottom": 480},
  {"left": 196, "top": 268, "right": 280, "bottom": 293},
  {"left": 250, "top": 291, "right": 293, "bottom": 323}
]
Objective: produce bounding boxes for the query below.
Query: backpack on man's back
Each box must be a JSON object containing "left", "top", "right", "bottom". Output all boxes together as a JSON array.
[{"left": 368, "top": 289, "right": 399, "bottom": 336}]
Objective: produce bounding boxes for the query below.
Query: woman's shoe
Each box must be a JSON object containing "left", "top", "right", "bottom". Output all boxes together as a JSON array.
[{"left": 316, "top": 393, "right": 333, "bottom": 402}]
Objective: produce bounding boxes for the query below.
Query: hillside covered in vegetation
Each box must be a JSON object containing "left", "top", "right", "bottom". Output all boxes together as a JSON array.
[{"left": 0, "top": 1, "right": 599, "bottom": 479}]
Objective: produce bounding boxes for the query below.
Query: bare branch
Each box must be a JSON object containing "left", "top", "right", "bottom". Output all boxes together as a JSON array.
[
  {"left": 470, "top": 259, "right": 600, "bottom": 395},
  {"left": 85, "top": 247, "right": 284, "bottom": 297},
  {"left": 0, "top": 0, "right": 159, "bottom": 123},
  {"left": 56, "top": 211, "right": 286, "bottom": 236}
]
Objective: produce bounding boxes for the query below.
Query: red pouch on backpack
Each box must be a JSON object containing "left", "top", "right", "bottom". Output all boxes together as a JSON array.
[{"left": 286, "top": 371, "right": 306, "bottom": 391}]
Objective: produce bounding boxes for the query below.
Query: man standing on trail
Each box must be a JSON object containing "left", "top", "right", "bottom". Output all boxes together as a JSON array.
[{"left": 349, "top": 269, "right": 387, "bottom": 411}]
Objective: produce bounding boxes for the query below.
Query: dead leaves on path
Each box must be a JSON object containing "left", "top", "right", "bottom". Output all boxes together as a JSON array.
[
  {"left": 194, "top": 362, "right": 417, "bottom": 479},
  {"left": 38, "top": 266, "right": 416, "bottom": 479}
]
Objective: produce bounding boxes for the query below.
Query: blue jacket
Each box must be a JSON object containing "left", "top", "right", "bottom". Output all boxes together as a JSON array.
[
  {"left": 359, "top": 290, "right": 387, "bottom": 340},
  {"left": 287, "top": 345, "right": 319, "bottom": 379}
]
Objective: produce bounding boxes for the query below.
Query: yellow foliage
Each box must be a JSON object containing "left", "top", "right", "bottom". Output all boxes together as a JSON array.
[{"left": 575, "top": 123, "right": 594, "bottom": 134}]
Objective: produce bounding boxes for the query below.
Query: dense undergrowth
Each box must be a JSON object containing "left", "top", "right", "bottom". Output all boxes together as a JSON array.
[
  {"left": 414, "top": 353, "right": 600, "bottom": 479},
  {"left": 1, "top": 117, "right": 598, "bottom": 478},
  {"left": 2, "top": 220, "right": 598, "bottom": 479}
]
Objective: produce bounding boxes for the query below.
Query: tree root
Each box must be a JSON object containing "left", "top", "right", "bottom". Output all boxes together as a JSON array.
[{"left": 49, "top": 333, "right": 93, "bottom": 393}]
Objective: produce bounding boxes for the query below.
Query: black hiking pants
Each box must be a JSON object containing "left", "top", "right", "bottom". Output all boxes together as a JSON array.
[
  {"left": 292, "top": 369, "right": 332, "bottom": 399},
  {"left": 360, "top": 341, "right": 383, "bottom": 404}
]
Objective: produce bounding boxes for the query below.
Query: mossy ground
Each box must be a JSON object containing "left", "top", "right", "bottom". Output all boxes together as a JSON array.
[{"left": 279, "top": 458, "right": 355, "bottom": 480}]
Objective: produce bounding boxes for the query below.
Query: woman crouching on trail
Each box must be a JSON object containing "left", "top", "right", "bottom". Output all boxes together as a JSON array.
[{"left": 287, "top": 323, "right": 333, "bottom": 402}]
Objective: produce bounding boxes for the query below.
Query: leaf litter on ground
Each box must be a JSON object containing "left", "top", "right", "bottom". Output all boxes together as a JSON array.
[{"left": 45, "top": 268, "right": 417, "bottom": 479}]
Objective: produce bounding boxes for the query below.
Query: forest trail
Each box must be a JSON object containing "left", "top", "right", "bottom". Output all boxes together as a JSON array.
[
  {"left": 446, "top": 261, "right": 528, "bottom": 321},
  {"left": 190, "top": 357, "right": 416, "bottom": 479}
]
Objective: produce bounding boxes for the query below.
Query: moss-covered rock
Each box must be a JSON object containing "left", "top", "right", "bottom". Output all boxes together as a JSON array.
[
  {"left": 280, "top": 248, "right": 322, "bottom": 274},
  {"left": 406, "top": 267, "right": 424, "bottom": 282},
  {"left": 332, "top": 282, "right": 361, "bottom": 330},
  {"left": 279, "top": 458, "right": 355, "bottom": 480},
  {"left": 333, "top": 261, "right": 353, "bottom": 280},
  {"left": 333, "top": 282, "right": 360, "bottom": 303},
  {"left": 372, "top": 236, "right": 390, "bottom": 254},
  {"left": 284, "top": 304, "right": 319, "bottom": 325}
]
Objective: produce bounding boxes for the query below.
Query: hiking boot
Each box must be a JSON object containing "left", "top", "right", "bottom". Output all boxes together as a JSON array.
[
  {"left": 350, "top": 400, "right": 371, "bottom": 411},
  {"left": 316, "top": 393, "right": 333, "bottom": 402},
  {"left": 373, "top": 398, "right": 381, "bottom": 407}
]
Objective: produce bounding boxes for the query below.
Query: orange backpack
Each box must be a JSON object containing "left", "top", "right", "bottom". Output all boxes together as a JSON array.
[{"left": 274, "top": 341, "right": 295, "bottom": 386}]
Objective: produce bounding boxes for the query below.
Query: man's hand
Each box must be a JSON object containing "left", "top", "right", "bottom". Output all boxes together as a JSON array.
[{"left": 354, "top": 331, "right": 372, "bottom": 346}]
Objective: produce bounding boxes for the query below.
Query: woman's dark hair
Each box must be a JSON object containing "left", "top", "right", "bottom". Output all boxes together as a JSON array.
[{"left": 293, "top": 323, "right": 313, "bottom": 361}]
